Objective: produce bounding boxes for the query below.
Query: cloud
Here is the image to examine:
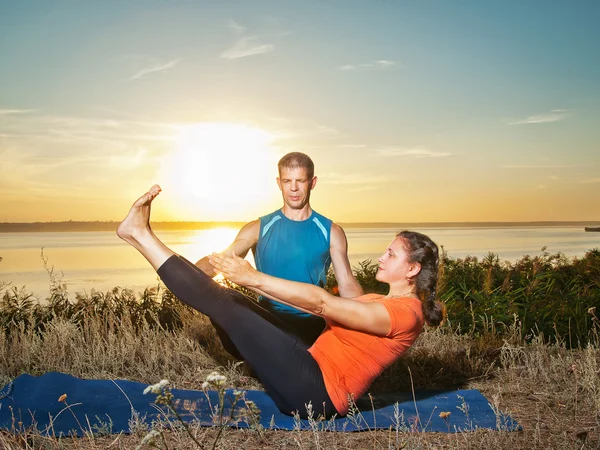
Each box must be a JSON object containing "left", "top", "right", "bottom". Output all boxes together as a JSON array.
[
  {"left": 502, "top": 164, "right": 580, "bottom": 169},
  {"left": 220, "top": 36, "right": 274, "bottom": 59},
  {"left": 347, "top": 185, "right": 379, "bottom": 193},
  {"left": 334, "top": 144, "right": 367, "bottom": 149},
  {"left": 227, "top": 19, "right": 246, "bottom": 34},
  {"left": 339, "top": 60, "right": 398, "bottom": 71},
  {"left": 507, "top": 109, "right": 569, "bottom": 125},
  {"left": 319, "top": 172, "right": 387, "bottom": 194},
  {"left": 0, "top": 108, "right": 38, "bottom": 115},
  {"left": 375, "top": 147, "right": 452, "bottom": 158},
  {"left": 261, "top": 116, "right": 345, "bottom": 141},
  {"left": 107, "top": 146, "right": 148, "bottom": 168},
  {"left": 129, "top": 59, "right": 181, "bottom": 80},
  {"left": 0, "top": 111, "right": 176, "bottom": 207},
  {"left": 0, "top": 112, "right": 175, "bottom": 154},
  {"left": 314, "top": 124, "right": 341, "bottom": 135},
  {"left": 321, "top": 172, "right": 389, "bottom": 185},
  {"left": 220, "top": 18, "right": 290, "bottom": 60}
]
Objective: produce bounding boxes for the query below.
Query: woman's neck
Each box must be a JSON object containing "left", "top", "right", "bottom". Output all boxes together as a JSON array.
[{"left": 385, "top": 283, "right": 417, "bottom": 299}]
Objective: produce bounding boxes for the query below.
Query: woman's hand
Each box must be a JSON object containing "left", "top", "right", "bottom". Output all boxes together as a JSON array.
[{"left": 209, "top": 252, "right": 257, "bottom": 287}]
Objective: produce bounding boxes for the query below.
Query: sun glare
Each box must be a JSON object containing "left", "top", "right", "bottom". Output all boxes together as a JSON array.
[
  {"left": 162, "top": 122, "right": 279, "bottom": 220},
  {"left": 176, "top": 227, "right": 255, "bottom": 265}
]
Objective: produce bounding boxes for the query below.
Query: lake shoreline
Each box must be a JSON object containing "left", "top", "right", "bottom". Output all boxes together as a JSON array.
[
  {"left": 2, "top": 226, "right": 599, "bottom": 301},
  {"left": 2, "top": 220, "right": 600, "bottom": 232}
]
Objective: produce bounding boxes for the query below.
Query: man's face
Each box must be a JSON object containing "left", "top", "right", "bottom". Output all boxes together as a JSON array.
[{"left": 277, "top": 166, "right": 317, "bottom": 210}]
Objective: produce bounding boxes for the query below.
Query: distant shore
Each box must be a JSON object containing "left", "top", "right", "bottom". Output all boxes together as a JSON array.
[{"left": 1, "top": 220, "right": 600, "bottom": 232}]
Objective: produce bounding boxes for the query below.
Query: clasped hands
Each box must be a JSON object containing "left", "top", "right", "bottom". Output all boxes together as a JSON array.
[{"left": 209, "top": 251, "right": 256, "bottom": 286}]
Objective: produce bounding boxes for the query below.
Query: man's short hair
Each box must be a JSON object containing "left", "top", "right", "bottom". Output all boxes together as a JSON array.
[{"left": 278, "top": 152, "right": 315, "bottom": 179}]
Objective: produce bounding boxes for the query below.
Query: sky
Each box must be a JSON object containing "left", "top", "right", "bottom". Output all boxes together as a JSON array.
[{"left": 1, "top": 0, "right": 599, "bottom": 223}]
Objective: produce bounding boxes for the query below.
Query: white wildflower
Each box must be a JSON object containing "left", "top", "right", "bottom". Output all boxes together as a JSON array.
[
  {"left": 201, "top": 381, "right": 209, "bottom": 390},
  {"left": 245, "top": 399, "right": 260, "bottom": 414},
  {"left": 136, "top": 429, "right": 160, "bottom": 449},
  {"left": 205, "top": 371, "right": 227, "bottom": 386},
  {"left": 142, "top": 386, "right": 154, "bottom": 395},
  {"left": 143, "top": 379, "right": 170, "bottom": 395},
  {"left": 233, "top": 390, "right": 244, "bottom": 397}
]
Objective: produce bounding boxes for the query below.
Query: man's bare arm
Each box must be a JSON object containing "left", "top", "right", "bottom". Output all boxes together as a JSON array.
[
  {"left": 330, "top": 223, "right": 364, "bottom": 298},
  {"left": 195, "top": 220, "right": 260, "bottom": 277}
]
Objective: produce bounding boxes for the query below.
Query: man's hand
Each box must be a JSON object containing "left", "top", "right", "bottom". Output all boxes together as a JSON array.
[
  {"left": 195, "top": 219, "right": 260, "bottom": 277},
  {"left": 209, "top": 252, "right": 257, "bottom": 287}
]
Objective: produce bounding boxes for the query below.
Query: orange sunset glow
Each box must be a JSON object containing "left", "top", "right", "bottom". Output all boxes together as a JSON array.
[{"left": 0, "top": 2, "right": 598, "bottom": 224}]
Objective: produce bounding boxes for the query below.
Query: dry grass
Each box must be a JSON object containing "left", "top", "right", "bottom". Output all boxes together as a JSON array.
[
  {"left": 0, "top": 308, "right": 261, "bottom": 392},
  {"left": 0, "top": 304, "right": 599, "bottom": 449}
]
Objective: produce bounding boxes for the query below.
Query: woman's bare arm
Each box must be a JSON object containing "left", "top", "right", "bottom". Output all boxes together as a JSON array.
[{"left": 209, "top": 252, "right": 392, "bottom": 335}]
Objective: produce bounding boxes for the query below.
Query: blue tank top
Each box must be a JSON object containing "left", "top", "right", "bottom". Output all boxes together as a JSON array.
[{"left": 255, "top": 209, "right": 333, "bottom": 317}]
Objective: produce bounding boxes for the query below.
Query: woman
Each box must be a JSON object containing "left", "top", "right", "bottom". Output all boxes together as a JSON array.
[{"left": 117, "top": 185, "right": 445, "bottom": 419}]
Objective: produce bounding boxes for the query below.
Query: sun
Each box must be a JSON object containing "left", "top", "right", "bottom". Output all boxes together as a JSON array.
[{"left": 162, "top": 122, "right": 280, "bottom": 220}]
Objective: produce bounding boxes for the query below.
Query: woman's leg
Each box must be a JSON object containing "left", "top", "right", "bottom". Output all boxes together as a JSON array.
[
  {"left": 117, "top": 187, "right": 338, "bottom": 418},
  {"left": 157, "top": 255, "right": 338, "bottom": 418},
  {"left": 258, "top": 307, "right": 325, "bottom": 346}
]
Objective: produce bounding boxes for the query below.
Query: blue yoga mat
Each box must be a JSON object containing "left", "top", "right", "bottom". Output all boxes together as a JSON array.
[{"left": 0, "top": 372, "right": 519, "bottom": 436}]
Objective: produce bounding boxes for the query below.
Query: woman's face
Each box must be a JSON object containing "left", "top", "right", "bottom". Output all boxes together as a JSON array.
[{"left": 376, "top": 237, "right": 414, "bottom": 284}]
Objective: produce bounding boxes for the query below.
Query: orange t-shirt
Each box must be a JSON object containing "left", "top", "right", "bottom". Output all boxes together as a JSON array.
[{"left": 308, "top": 294, "right": 424, "bottom": 415}]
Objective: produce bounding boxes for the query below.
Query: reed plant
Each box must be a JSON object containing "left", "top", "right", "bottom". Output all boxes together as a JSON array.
[
  {"left": 328, "top": 247, "right": 600, "bottom": 347},
  {"left": 437, "top": 248, "right": 600, "bottom": 347}
]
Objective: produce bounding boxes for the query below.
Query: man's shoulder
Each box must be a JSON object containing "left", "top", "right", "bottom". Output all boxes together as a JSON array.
[
  {"left": 233, "top": 219, "right": 260, "bottom": 243},
  {"left": 256, "top": 210, "right": 284, "bottom": 239},
  {"left": 259, "top": 209, "right": 282, "bottom": 222},
  {"left": 311, "top": 210, "right": 333, "bottom": 226},
  {"left": 328, "top": 221, "right": 352, "bottom": 248}
]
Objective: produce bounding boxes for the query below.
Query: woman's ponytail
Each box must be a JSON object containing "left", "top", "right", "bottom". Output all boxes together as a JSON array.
[{"left": 397, "top": 231, "right": 446, "bottom": 327}]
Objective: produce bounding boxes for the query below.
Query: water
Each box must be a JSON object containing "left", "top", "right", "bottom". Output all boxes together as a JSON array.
[{"left": 0, "top": 227, "right": 598, "bottom": 300}]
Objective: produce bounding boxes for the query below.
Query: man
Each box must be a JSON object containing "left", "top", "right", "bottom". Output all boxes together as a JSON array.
[{"left": 196, "top": 152, "right": 363, "bottom": 350}]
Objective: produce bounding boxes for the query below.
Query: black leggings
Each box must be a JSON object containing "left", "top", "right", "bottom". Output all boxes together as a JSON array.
[
  {"left": 157, "top": 255, "right": 338, "bottom": 419},
  {"left": 212, "top": 300, "right": 325, "bottom": 360}
]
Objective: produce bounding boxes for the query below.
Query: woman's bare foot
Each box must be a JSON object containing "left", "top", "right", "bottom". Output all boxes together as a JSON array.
[
  {"left": 117, "top": 184, "right": 162, "bottom": 246},
  {"left": 117, "top": 184, "right": 174, "bottom": 270}
]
